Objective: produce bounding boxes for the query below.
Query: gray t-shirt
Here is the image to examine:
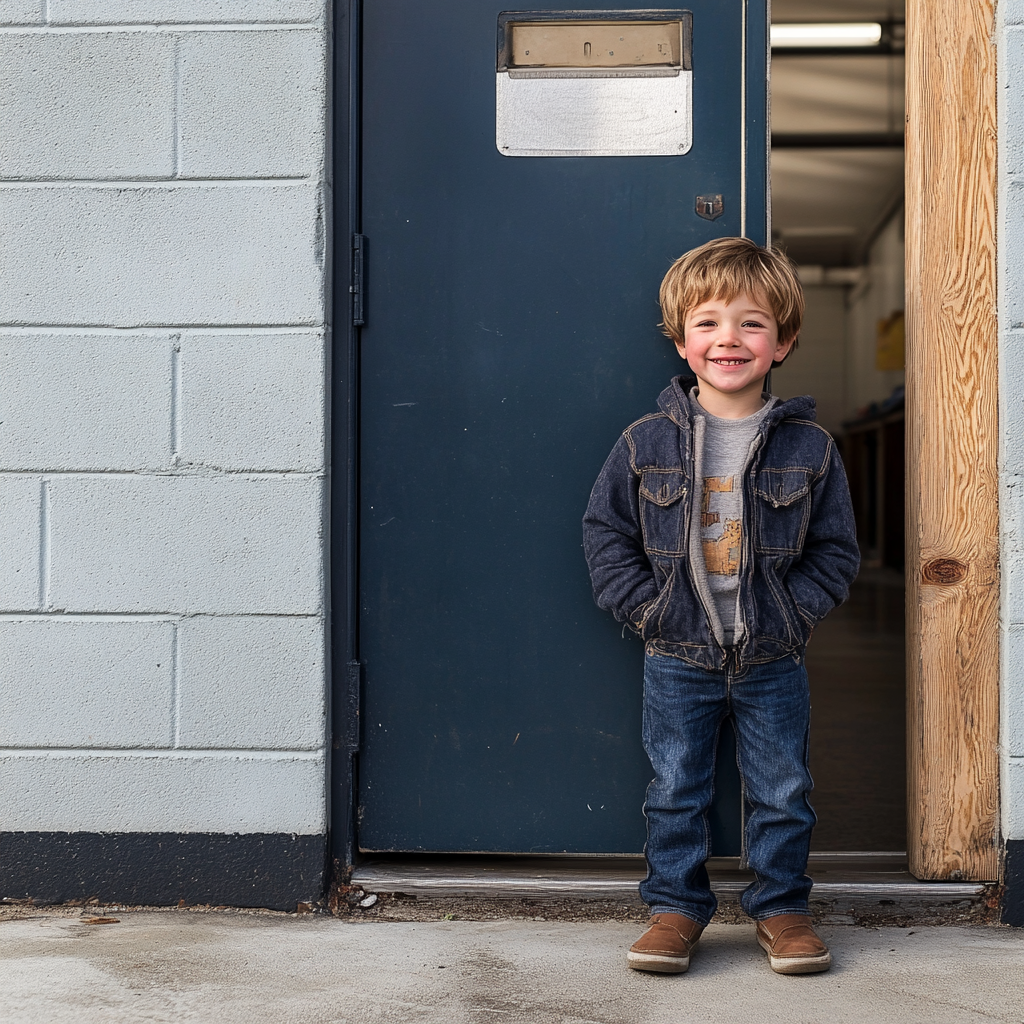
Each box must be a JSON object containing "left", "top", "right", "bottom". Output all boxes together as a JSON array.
[{"left": 687, "top": 389, "right": 778, "bottom": 645}]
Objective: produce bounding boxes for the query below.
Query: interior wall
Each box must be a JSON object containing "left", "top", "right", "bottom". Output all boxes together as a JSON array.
[
  {"left": 772, "top": 285, "right": 848, "bottom": 434},
  {"left": 773, "top": 209, "right": 905, "bottom": 435},
  {"left": 845, "top": 210, "right": 906, "bottom": 416}
]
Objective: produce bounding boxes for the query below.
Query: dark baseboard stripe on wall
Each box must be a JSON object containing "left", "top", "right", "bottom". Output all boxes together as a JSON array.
[
  {"left": 0, "top": 833, "right": 327, "bottom": 911},
  {"left": 1004, "top": 840, "right": 1024, "bottom": 927}
]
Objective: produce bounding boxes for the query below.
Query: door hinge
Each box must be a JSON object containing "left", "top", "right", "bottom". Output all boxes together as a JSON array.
[
  {"left": 343, "top": 660, "right": 364, "bottom": 753},
  {"left": 351, "top": 234, "right": 367, "bottom": 326}
]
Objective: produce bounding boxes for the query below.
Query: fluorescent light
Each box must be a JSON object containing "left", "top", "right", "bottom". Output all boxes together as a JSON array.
[
  {"left": 781, "top": 226, "right": 857, "bottom": 237},
  {"left": 798, "top": 266, "right": 864, "bottom": 286},
  {"left": 771, "top": 23, "right": 883, "bottom": 48}
]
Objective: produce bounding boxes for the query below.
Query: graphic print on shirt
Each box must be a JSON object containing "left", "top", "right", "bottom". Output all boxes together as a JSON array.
[{"left": 701, "top": 476, "right": 741, "bottom": 576}]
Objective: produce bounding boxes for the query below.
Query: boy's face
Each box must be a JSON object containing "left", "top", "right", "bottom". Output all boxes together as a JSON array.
[{"left": 675, "top": 291, "right": 795, "bottom": 408}]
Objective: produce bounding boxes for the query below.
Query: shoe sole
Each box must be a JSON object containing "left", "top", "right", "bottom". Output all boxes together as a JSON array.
[
  {"left": 757, "top": 934, "right": 832, "bottom": 974},
  {"left": 626, "top": 950, "right": 690, "bottom": 973}
]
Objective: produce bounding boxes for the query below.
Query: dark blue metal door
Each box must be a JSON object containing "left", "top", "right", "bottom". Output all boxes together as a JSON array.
[{"left": 351, "top": 1, "right": 767, "bottom": 853}]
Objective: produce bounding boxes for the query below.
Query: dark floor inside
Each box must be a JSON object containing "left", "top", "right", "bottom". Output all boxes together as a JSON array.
[{"left": 806, "top": 566, "right": 906, "bottom": 852}]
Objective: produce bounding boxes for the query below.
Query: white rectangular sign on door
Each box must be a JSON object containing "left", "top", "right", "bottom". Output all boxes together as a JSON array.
[{"left": 496, "top": 12, "right": 693, "bottom": 157}]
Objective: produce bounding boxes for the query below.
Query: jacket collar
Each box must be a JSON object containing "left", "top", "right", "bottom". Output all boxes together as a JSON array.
[{"left": 656, "top": 373, "right": 817, "bottom": 432}]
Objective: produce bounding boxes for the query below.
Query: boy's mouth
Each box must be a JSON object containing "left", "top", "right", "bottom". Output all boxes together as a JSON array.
[{"left": 709, "top": 357, "right": 751, "bottom": 366}]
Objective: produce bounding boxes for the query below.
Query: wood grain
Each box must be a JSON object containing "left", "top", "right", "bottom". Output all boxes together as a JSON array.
[{"left": 905, "top": 0, "right": 1000, "bottom": 880}]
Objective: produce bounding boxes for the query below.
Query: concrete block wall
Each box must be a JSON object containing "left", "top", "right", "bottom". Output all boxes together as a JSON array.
[
  {"left": 0, "top": 6, "right": 328, "bottom": 837},
  {"left": 1002, "top": 0, "right": 1024, "bottom": 844}
]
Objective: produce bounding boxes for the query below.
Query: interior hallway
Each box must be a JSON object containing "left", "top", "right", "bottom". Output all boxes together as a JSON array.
[
  {"left": 806, "top": 568, "right": 906, "bottom": 852},
  {"left": 769, "top": 0, "right": 908, "bottom": 857}
]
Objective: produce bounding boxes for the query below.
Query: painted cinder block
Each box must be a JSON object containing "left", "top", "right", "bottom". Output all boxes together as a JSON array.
[
  {"left": 1004, "top": 181, "right": 1024, "bottom": 331},
  {"left": 1005, "top": 20, "right": 1024, "bottom": 836},
  {"left": 0, "top": 333, "right": 171, "bottom": 471},
  {"left": 0, "top": 476, "right": 40, "bottom": 611},
  {"left": 0, "top": 184, "right": 322, "bottom": 327},
  {"left": 179, "top": 29, "right": 325, "bottom": 179},
  {"left": 1006, "top": 758, "right": 1024, "bottom": 840},
  {"left": 0, "top": 1, "right": 44, "bottom": 24},
  {"left": 1004, "top": 13, "right": 1024, "bottom": 836},
  {"left": 1006, "top": 2, "right": 1024, "bottom": 28},
  {"left": 47, "top": 0, "right": 323, "bottom": 24},
  {"left": 0, "top": 751, "right": 326, "bottom": 832},
  {"left": 1006, "top": 478, "right": 1024, "bottom": 560},
  {"left": 1005, "top": 552, "right": 1024, "bottom": 630},
  {"left": 1003, "top": 476, "right": 1024, "bottom": 626},
  {"left": 178, "top": 332, "right": 324, "bottom": 471},
  {"left": 1006, "top": 28, "right": 1024, "bottom": 176},
  {"left": 1005, "top": 624, "right": 1024, "bottom": 759},
  {"left": 48, "top": 475, "right": 322, "bottom": 614},
  {"left": 0, "top": 619, "right": 172, "bottom": 748},
  {"left": 0, "top": 32, "right": 174, "bottom": 180},
  {"left": 177, "top": 616, "right": 325, "bottom": 750},
  {"left": 1001, "top": 335, "right": 1024, "bottom": 478}
]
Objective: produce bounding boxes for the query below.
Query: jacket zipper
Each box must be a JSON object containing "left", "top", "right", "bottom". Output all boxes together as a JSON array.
[{"left": 735, "top": 433, "right": 764, "bottom": 653}]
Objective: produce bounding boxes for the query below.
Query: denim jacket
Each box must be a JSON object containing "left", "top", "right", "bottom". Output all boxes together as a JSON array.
[{"left": 583, "top": 375, "right": 860, "bottom": 670}]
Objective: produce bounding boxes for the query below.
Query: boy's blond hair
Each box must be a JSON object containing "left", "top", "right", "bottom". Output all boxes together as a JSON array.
[{"left": 659, "top": 237, "right": 804, "bottom": 364}]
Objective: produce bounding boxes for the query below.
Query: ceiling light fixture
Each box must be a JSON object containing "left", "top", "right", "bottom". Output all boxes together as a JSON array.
[
  {"left": 771, "top": 23, "right": 884, "bottom": 49},
  {"left": 780, "top": 226, "right": 858, "bottom": 238}
]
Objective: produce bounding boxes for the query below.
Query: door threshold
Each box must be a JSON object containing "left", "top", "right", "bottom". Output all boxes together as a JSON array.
[{"left": 351, "top": 854, "right": 986, "bottom": 903}]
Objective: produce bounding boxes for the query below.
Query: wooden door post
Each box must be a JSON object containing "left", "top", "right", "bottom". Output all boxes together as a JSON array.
[{"left": 905, "top": 0, "right": 1000, "bottom": 879}]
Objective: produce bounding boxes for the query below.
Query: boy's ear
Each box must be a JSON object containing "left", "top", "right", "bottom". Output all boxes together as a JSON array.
[
  {"left": 673, "top": 337, "right": 687, "bottom": 360},
  {"left": 773, "top": 332, "right": 797, "bottom": 366}
]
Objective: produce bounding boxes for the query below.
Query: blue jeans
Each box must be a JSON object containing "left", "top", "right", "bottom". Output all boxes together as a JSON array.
[{"left": 639, "top": 649, "right": 816, "bottom": 925}]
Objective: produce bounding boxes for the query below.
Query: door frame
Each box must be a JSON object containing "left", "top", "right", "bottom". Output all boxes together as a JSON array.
[
  {"left": 328, "top": 0, "right": 1005, "bottom": 882},
  {"left": 329, "top": 0, "right": 363, "bottom": 876},
  {"left": 904, "top": 0, "right": 1000, "bottom": 880}
]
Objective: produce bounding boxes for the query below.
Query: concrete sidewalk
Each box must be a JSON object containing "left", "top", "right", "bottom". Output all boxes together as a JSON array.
[{"left": 3, "top": 912, "right": 1023, "bottom": 1024}]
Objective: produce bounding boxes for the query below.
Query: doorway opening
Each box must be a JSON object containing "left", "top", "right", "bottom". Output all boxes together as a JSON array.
[
  {"left": 769, "top": 0, "right": 906, "bottom": 854},
  {"left": 336, "top": 0, "right": 979, "bottom": 900}
]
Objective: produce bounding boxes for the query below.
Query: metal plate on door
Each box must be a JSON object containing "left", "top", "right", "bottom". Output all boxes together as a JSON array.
[
  {"left": 510, "top": 21, "right": 683, "bottom": 68},
  {"left": 496, "top": 10, "right": 693, "bottom": 157}
]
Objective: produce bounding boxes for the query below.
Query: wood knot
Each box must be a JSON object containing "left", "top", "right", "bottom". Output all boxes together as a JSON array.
[{"left": 921, "top": 558, "right": 968, "bottom": 585}]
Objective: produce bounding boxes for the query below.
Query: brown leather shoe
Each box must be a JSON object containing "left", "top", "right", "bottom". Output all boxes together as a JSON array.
[
  {"left": 756, "top": 914, "right": 831, "bottom": 974},
  {"left": 627, "top": 913, "right": 704, "bottom": 973}
]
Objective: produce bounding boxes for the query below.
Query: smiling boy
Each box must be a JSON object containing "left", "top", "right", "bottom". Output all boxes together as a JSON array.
[{"left": 583, "top": 237, "right": 859, "bottom": 974}]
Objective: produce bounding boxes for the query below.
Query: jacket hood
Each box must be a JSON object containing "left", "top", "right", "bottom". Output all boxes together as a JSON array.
[{"left": 656, "top": 373, "right": 818, "bottom": 430}]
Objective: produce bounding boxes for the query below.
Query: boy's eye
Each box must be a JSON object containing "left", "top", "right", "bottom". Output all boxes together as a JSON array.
[
  {"left": 695, "top": 319, "right": 717, "bottom": 327},
  {"left": 742, "top": 320, "right": 767, "bottom": 328}
]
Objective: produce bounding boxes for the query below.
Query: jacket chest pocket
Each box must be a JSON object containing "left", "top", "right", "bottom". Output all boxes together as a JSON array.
[
  {"left": 753, "top": 468, "right": 813, "bottom": 555},
  {"left": 640, "top": 469, "right": 688, "bottom": 556}
]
